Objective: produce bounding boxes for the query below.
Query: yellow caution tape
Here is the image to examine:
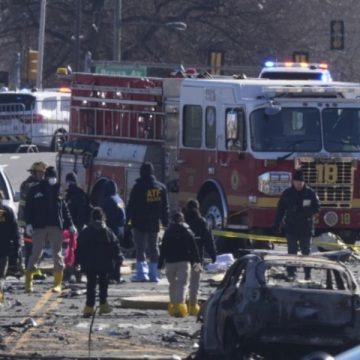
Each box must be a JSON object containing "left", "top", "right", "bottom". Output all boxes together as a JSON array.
[
  {"left": 313, "top": 240, "right": 360, "bottom": 251},
  {"left": 212, "top": 229, "right": 287, "bottom": 244},
  {"left": 212, "top": 229, "right": 360, "bottom": 252}
]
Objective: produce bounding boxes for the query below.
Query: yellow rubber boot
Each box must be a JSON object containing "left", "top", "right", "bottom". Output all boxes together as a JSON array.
[
  {"left": 167, "top": 303, "right": 175, "bottom": 316},
  {"left": 173, "top": 303, "right": 188, "bottom": 318},
  {"left": 189, "top": 303, "right": 201, "bottom": 316},
  {"left": 83, "top": 305, "right": 95, "bottom": 317},
  {"left": 99, "top": 303, "right": 112, "bottom": 315},
  {"left": 52, "top": 271, "right": 63, "bottom": 293},
  {"left": 0, "top": 289, "right": 4, "bottom": 303},
  {"left": 25, "top": 271, "right": 34, "bottom": 293}
]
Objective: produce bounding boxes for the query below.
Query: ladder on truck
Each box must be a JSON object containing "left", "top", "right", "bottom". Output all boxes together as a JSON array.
[{"left": 69, "top": 75, "right": 165, "bottom": 143}]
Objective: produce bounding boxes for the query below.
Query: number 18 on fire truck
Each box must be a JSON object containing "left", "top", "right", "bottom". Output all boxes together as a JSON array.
[{"left": 57, "top": 72, "right": 360, "bottom": 251}]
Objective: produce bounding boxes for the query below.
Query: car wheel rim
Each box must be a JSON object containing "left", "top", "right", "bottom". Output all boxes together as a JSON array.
[{"left": 206, "top": 205, "right": 223, "bottom": 229}]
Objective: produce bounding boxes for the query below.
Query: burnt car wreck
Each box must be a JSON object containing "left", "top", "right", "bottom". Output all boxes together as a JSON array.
[{"left": 197, "top": 253, "right": 360, "bottom": 360}]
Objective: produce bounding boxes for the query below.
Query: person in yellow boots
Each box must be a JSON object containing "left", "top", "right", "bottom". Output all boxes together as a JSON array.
[
  {"left": 24, "top": 166, "right": 76, "bottom": 293},
  {"left": 158, "top": 212, "right": 200, "bottom": 318},
  {"left": 0, "top": 190, "right": 20, "bottom": 302},
  {"left": 17, "top": 161, "right": 47, "bottom": 281},
  {"left": 77, "top": 207, "right": 123, "bottom": 317},
  {"left": 184, "top": 200, "right": 217, "bottom": 316}
]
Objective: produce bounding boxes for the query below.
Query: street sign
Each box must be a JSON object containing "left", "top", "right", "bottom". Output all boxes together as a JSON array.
[{"left": 95, "top": 65, "right": 147, "bottom": 76}]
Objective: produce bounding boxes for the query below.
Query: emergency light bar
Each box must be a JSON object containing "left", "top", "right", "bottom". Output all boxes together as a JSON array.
[
  {"left": 262, "top": 85, "right": 360, "bottom": 96},
  {"left": 264, "top": 61, "right": 329, "bottom": 70}
]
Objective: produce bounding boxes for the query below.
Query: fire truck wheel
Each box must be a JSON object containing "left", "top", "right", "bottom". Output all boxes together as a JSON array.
[
  {"left": 51, "top": 129, "right": 67, "bottom": 152},
  {"left": 201, "top": 193, "right": 230, "bottom": 254},
  {"left": 201, "top": 192, "right": 249, "bottom": 254},
  {"left": 201, "top": 192, "right": 224, "bottom": 230}
]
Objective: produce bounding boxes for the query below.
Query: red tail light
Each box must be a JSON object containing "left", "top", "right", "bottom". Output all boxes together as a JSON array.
[{"left": 20, "top": 114, "right": 43, "bottom": 124}]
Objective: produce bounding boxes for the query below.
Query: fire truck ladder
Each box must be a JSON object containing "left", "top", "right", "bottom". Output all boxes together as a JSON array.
[{"left": 70, "top": 82, "right": 165, "bottom": 143}]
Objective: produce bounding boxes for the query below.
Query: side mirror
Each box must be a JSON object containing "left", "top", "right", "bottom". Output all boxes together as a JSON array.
[{"left": 264, "top": 101, "right": 282, "bottom": 116}]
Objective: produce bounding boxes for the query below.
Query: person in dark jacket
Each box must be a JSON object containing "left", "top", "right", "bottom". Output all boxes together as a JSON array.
[
  {"left": 0, "top": 190, "right": 20, "bottom": 302},
  {"left": 184, "top": 199, "right": 216, "bottom": 316},
  {"left": 65, "top": 172, "right": 91, "bottom": 231},
  {"left": 127, "top": 162, "right": 169, "bottom": 282},
  {"left": 101, "top": 179, "right": 126, "bottom": 284},
  {"left": 158, "top": 212, "right": 200, "bottom": 317},
  {"left": 64, "top": 171, "right": 91, "bottom": 282},
  {"left": 24, "top": 166, "right": 76, "bottom": 293},
  {"left": 16, "top": 161, "right": 47, "bottom": 277},
  {"left": 274, "top": 169, "right": 320, "bottom": 280},
  {"left": 77, "top": 207, "right": 124, "bottom": 317}
]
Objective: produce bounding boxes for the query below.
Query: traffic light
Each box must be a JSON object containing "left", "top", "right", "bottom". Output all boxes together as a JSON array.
[
  {"left": 293, "top": 51, "right": 309, "bottom": 63},
  {"left": 209, "top": 51, "right": 223, "bottom": 75},
  {"left": 27, "top": 49, "right": 38, "bottom": 81},
  {"left": 330, "top": 20, "right": 344, "bottom": 50}
]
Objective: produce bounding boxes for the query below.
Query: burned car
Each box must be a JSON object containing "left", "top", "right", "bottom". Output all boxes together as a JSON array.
[{"left": 198, "top": 253, "right": 360, "bottom": 360}]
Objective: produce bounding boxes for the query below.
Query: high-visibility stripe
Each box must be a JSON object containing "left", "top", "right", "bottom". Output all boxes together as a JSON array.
[{"left": 0, "top": 134, "right": 30, "bottom": 143}]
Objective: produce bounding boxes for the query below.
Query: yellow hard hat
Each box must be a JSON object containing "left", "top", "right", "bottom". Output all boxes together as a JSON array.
[{"left": 28, "top": 161, "right": 47, "bottom": 173}]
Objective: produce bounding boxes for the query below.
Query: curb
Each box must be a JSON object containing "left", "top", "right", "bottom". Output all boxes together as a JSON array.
[{"left": 120, "top": 294, "right": 169, "bottom": 310}]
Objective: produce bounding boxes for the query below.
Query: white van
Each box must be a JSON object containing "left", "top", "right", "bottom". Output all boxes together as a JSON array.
[{"left": 0, "top": 89, "right": 70, "bottom": 151}]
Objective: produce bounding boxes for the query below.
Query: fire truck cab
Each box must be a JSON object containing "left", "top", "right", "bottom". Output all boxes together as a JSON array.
[{"left": 58, "top": 73, "right": 360, "bottom": 249}]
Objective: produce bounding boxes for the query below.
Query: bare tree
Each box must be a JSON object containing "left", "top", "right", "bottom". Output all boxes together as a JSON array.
[{"left": 0, "top": 0, "right": 359, "bottom": 85}]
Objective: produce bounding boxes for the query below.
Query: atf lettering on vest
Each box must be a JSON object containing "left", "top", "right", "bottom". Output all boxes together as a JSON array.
[{"left": 147, "top": 188, "right": 161, "bottom": 202}]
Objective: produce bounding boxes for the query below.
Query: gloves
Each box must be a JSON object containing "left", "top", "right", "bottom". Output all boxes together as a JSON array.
[
  {"left": 26, "top": 224, "right": 33, "bottom": 236},
  {"left": 192, "top": 263, "right": 203, "bottom": 273},
  {"left": 69, "top": 225, "right": 77, "bottom": 234}
]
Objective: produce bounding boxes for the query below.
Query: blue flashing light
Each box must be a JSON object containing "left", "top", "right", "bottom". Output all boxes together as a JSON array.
[{"left": 264, "top": 61, "right": 275, "bottom": 68}]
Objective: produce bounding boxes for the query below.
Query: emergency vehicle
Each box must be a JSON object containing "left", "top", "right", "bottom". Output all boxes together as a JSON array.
[
  {"left": 259, "top": 61, "right": 332, "bottom": 82},
  {"left": 0, "top": 88, "right": 70, "bottom": 151},
  {"left": 57, "top": 72, "right": 360, "bottom": 248}
]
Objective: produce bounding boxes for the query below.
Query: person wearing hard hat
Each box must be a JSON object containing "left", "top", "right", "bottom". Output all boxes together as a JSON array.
[{"left": 14, "top": 161, "right": 47, "bottom": 279}]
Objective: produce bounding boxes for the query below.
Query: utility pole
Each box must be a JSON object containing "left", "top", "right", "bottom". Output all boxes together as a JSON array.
[
  {"left": 113, "top": 0, "right": 122, "bottom": 61},
  {"left": 75, "top": 0, "right": 82, "bottom": 71},
  {"left": 14, "top": 52, "right": 21, "bottom": 90},
  {"left": 36, "top": 0, "right": 46, "bottom": 89}
]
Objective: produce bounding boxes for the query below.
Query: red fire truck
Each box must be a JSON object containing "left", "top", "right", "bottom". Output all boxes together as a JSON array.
[{"left": 57, "top": 72, "right": 360, "bottom": 249}]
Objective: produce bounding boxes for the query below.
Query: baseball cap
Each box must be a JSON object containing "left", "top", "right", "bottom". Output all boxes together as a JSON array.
[
  {"left": 45, "top": 166, "right": 57, "bottom": 178},
  {"left": 293, "top": 169, "right": 304, "bottom": 181}
]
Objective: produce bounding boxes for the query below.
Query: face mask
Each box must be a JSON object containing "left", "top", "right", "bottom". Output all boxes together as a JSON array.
[{"left": 48, "top": 177, "right": 57, "bottom": 186}]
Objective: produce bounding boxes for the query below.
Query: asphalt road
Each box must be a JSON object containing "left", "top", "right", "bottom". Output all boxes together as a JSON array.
[
  {"left": 0, "top": 152, "right": 57, "bottom": 193},
  {"left": 0, "top": 260, "right": 207, "bottom": 360},
  {"left": 0, "top": 151, "right": 204, "bottom": 359}
]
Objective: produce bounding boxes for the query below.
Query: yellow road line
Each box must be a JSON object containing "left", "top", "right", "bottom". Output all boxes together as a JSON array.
[
  {"left": 28, "top": 289, "right": 53, "bottom": 317},
  {"left": 10, "top": 293, "right": 62, "bottom": 354},
  {"left": 2, "top": 289, "right": 62, "bottom": 353}
]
